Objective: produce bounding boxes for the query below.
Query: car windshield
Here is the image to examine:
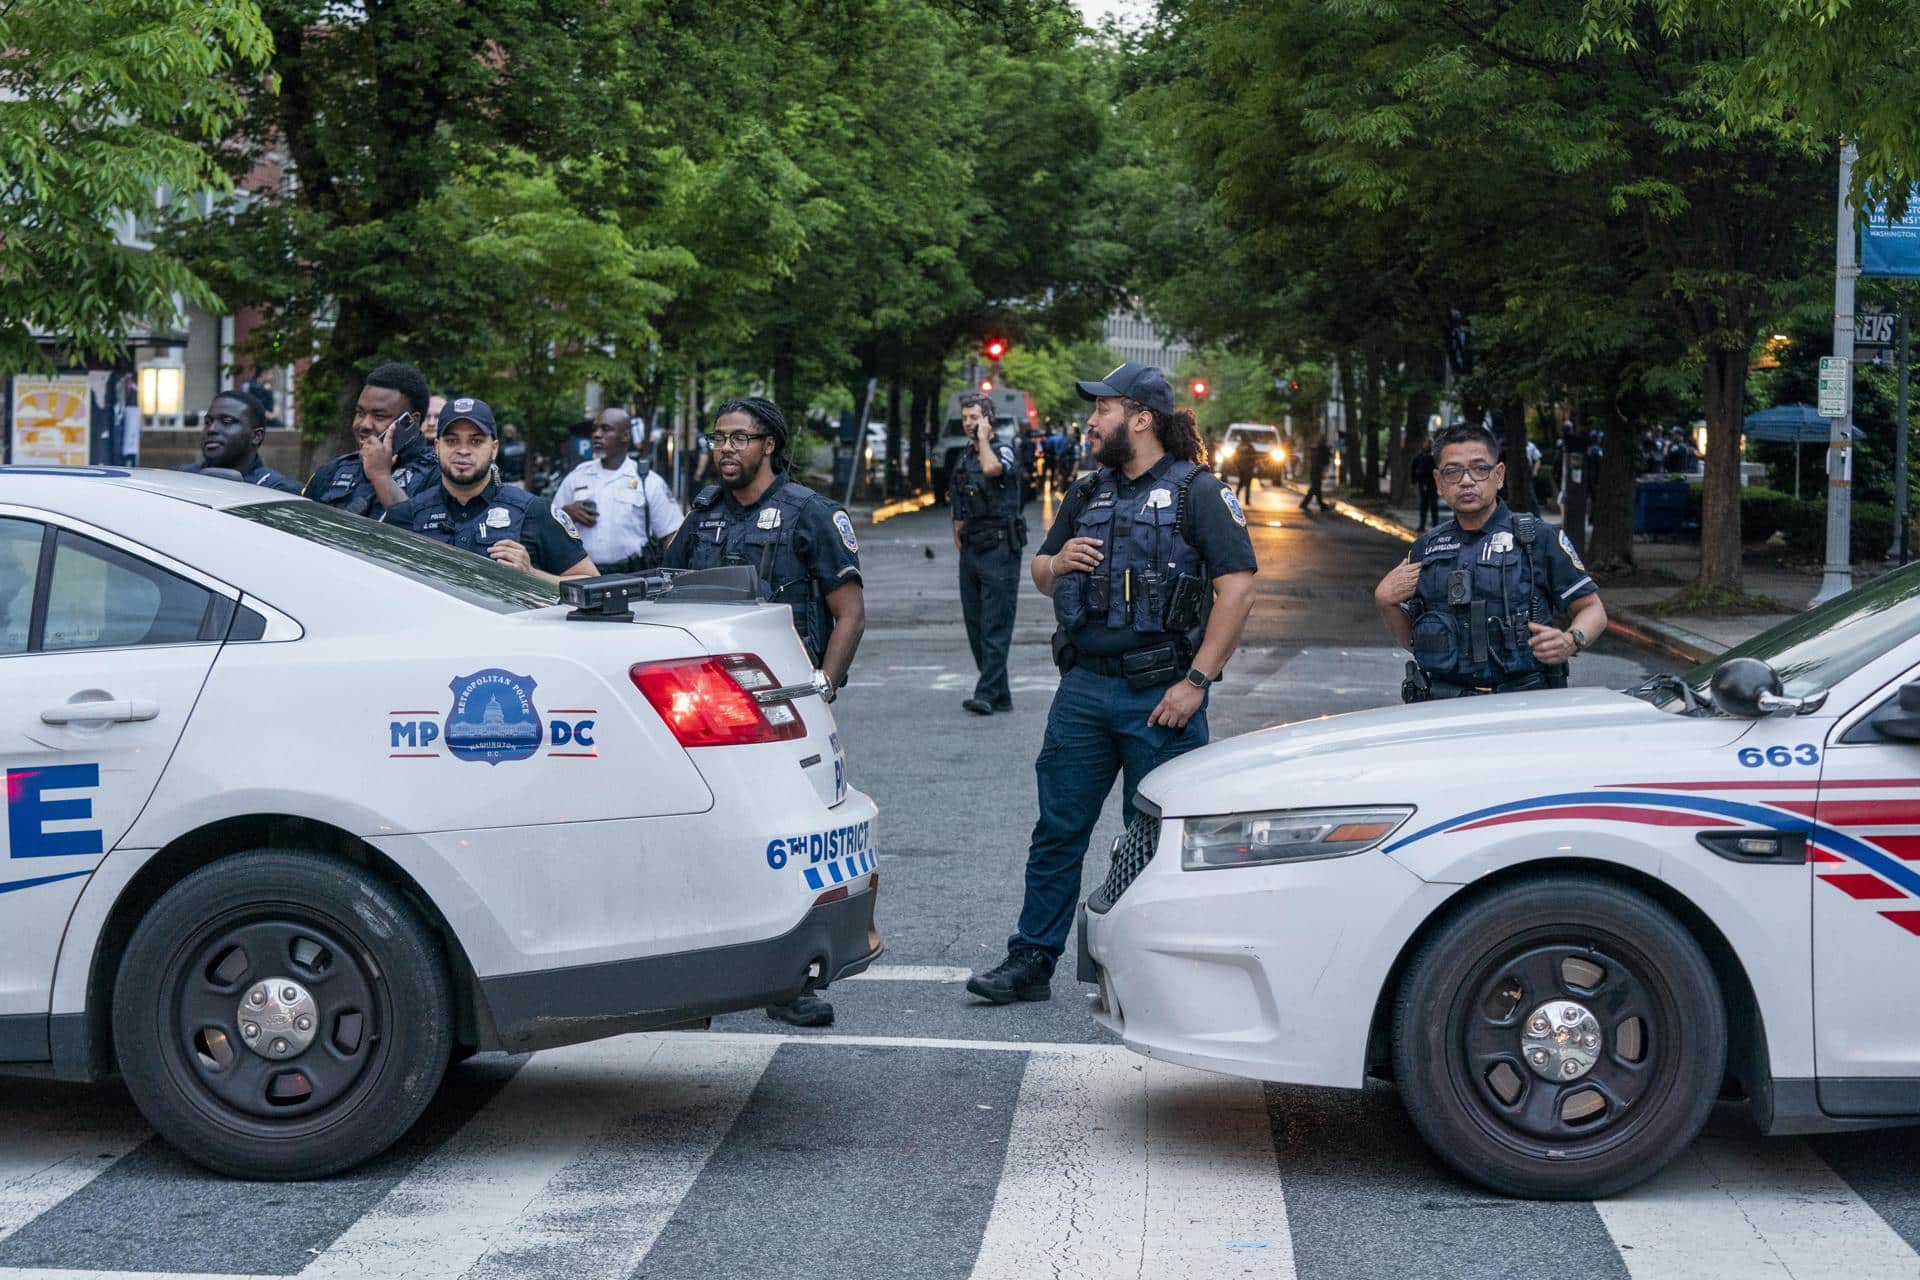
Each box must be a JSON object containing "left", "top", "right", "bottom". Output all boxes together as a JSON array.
[
  {"left": 1227, "top": 430, "right": 1277, "bottom": 444},
  {"left": 226, "top": 500, "right": 560, "bottom": 614},
  {"left": 1673, "top": 562, "right": 1920, "bottom": 706}
]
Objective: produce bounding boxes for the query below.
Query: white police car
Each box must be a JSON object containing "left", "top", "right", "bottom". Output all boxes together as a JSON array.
[
  {"left": 1083, "top": 564, "right": 1920, "bottom": 1199},
  {"left": 0, "top": 468, "right": 878, "bottom": 1178}
]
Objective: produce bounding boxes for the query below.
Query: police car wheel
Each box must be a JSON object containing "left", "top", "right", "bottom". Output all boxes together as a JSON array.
[
  {"left": 1391, "top": 875, "right": 1724, "bottom": 1200},
  {"left": 112, "top": 849, "right": 453, "bottom": 1180}
]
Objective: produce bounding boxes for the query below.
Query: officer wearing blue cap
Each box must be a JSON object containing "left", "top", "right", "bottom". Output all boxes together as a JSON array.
[
  {"left": 382, "top": 397, "right": 596, "bottom": 582},
  {"left": 1377, "top": 422, "right": 1607, "bottom": 698},
  {"left": 966, "top": 362, "right": 1259, "bottom": 1006}
]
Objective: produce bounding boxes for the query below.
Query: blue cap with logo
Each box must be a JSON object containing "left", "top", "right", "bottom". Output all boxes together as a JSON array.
[
  {"left": 438, "top": 396, "right": 497, "bottom": 437},
  {"left": 1075, "top": 362, "right": 1174, "bottom": 417}
]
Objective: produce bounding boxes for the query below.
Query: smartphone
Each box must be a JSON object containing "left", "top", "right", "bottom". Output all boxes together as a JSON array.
[{"left": 385, "top": 411, "right": 421, "bottom": 457}]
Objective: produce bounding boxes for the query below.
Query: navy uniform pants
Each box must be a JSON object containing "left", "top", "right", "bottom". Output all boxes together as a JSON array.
[
  {"left": 1010, "top": 666, "right": 1210, "bottom": 958},
  {"left": 959, "top": 535, "right": 1020, "bottom": 706}
]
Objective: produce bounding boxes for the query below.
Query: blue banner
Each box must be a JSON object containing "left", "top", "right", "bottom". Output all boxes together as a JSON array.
[{"left": 1862, "top": 186, "right": 1920, "bottom": 279}]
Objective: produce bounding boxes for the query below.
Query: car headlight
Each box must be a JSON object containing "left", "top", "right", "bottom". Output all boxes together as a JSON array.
[{"left": 1181, "top": 807, "right": 1414, "bottom": 870}]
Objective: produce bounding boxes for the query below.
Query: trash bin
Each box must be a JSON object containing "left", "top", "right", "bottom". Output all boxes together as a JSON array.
[{"left": 1634, "top": 479, "right": 1687, "bottom": 534}]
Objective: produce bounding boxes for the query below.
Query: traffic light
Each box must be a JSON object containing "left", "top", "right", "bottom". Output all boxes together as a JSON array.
[
  {"left": 983, "top": 337, "right": 1008, "bottom": 362},
  {"left": 1190, "top": 378, "right": 1209, "bottom": 399}
]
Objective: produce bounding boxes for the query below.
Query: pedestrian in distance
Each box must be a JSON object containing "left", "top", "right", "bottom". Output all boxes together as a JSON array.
[
  {"left": 304, "top": 362, "right": 441, "bottom": 518},
  {"left": 660, "top": 396, "right": 867, "bottom": 1028},
  {"left": 555, "top": 407, "right": 684, "bottom": 574},
  {"left": 1232, "top": 432, "right": 1257, "bottom": 504},
  {"left": 949, "top": 391, "right": 1026, "bottom": 715},
  {"left": 1410, "top": 437, "right": 1439, "bottom": 531},
  {"left": 1301, "top": 437, "right": 1332, "bottom": 510},
  {"left": 1376, "top": 423, "right": 1607, "bottom": 701},
  {"left": 965, "top": 362, "right": 1258, "bottom": 1006},
  {"left": 381, "top": 397, "right": 597, "bottom": 584},
  {"left": 497, "top": 421, "right": 528, "bottom": 485},
  {"left": 176, "top": 389, "right": 300, "bottom": 493},
  {"left": 423, "top": 394, "right": 446, "bottom": 445}
]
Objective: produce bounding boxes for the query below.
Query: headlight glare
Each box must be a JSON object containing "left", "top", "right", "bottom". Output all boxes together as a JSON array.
[{"left": 1180, "top": 806, "right": 1414, "bottom": 870}]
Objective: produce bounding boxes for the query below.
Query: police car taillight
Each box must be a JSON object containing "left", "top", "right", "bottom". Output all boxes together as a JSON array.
[{"left": 629, "top": 654, "right": 806, "bottom": 747}]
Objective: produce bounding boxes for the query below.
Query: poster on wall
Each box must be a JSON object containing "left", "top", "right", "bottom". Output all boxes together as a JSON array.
[{"left": 9, "top": 375, "right": 93, "bottom": 466}]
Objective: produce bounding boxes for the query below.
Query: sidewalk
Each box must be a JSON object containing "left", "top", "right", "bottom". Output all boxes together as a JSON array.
[{"left": 1282, "top": 478, "right": 1853, "bottom": 666}]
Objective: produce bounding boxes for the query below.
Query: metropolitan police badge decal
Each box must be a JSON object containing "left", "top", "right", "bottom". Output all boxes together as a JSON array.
[
  {"left": 1221, "top": 486, "right": 1248, "bottom": 527},
  {"left": 833, "top": 510, "right": 859, "bottom": 552},
  {"left": 1559, "top": 529, "right": 1587, "bottom": 572},
  {"left": 445, "top": 669, "right": 543, "bottom": 764}
]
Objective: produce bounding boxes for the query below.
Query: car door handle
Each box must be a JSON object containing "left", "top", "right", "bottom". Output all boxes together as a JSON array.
[{"left": 40, "top": 698, "right": 159, "bottom": 725}]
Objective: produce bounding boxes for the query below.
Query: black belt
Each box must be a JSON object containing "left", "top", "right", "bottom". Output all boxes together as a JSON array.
[
  {"left": 594, "top": 552, "right": 652, "bottom": 574},
  {"left": 1072, "top": 644, "right": 1189, "bottom": 682},
  {"left": 1430, "top": 672, "right": 1548, "bottom": 697}
]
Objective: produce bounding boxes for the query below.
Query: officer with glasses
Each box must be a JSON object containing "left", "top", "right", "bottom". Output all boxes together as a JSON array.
[
  {"left": 660, "top": 396, "right": 867, "bottom": 1027},
  {"left": 1375, "top": 423, "right": 1608, "bottom": 700}
]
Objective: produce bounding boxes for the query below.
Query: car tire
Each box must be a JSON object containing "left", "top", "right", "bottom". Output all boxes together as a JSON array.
[
  {"left": 113, "top": 849, "right": 452, "bottom": 1180},
  {"left": 1391, "top": 875, "right": 1724, "bottom": 1199}
]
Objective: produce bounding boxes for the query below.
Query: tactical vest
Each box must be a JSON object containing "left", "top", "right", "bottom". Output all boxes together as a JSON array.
[
  {"left": 395, "top": 484, "right": 543, "bottom": 557},
  {"left": 1407, "top": 512, "right": 1549, "bottom": 683},
  {"left": 682, "top": 480, "right": 832, "bottom": 664},
  {"left": 950, "top": 449, "right": 1020, "bottom": 526},
  {"left": 1052, "top": 462, "right": 1207, "bottom": 639},
  {"left": 316, "top": 448, "right": 433, "bottom": 516}
]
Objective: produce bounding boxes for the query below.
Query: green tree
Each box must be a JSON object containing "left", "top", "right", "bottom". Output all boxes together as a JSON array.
[{"left": 0, "top": 0, "right": 270, "bottom": 370}]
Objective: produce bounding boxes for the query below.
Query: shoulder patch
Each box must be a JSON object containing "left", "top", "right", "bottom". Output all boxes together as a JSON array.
[
  {"left": 1559, "top": 528, "right": 1586, "bottom": 572},
  {"left": 556, "top": 509, "right": 582, "bottom": 540},
  {"left": 1220, "top": 484, "right": 1247, "bottom": 527},
  {"left": 997, "top": 445, "right": 1017, "bottom": 468},
  {"left": 832, "top": 509, "right": 859, "bottom": 553}
]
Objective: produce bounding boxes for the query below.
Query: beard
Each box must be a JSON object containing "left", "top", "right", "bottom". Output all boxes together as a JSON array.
[{"left": 1095, "top": 428, "right": 1135, "bottom": 470}]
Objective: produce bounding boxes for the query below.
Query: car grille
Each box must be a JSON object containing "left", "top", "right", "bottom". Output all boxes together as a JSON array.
[{"left": 1088, "top": 810, "right": 1161, "bottom": 913}]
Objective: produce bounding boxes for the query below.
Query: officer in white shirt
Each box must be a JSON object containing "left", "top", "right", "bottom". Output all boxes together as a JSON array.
[{"left": 554, "top": 406, "right": 684, "bottom": 572}]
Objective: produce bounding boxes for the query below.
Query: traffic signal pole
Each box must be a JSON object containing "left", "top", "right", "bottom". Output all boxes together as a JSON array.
[{"left": 1815, "top": 141, "right": 1860, "bottom": 605}]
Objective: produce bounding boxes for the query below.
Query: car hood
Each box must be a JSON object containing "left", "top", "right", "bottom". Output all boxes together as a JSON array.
[{"left": 1141, "top": 688, "right": 1748, "bottom": 817}]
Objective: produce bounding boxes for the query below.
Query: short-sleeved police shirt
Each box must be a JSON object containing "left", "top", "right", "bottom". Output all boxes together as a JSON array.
[
  {"left": 661, "top": 481, "right": 863, "bottom": 598},
  {"left": 384, "top": 481, "right": 589, "bottom": 575},
  {"left": 1405, "top": 502, "right": 1597, "bottom": 614},
  {"left": 1038, "top": 454, "right": 1258, "bottom": 656}
]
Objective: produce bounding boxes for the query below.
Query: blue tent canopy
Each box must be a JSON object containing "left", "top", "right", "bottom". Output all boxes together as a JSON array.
[{"left": 1743, "top": 403, "right": 1864, "bottom": 443}]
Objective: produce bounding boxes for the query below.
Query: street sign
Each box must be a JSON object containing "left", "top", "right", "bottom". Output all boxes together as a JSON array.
[
  {"left": 1819, "top": 356, "right": 1851, "bottom": 417},
  {"left": 1858, "top": 304, "right": 1897, "bottom": 357}
]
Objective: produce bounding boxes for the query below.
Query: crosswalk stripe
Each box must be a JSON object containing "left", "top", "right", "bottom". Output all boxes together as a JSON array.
[
  {"left": 300, "top": 1034, "right": 776, "bottom": 1280},
  {"left": 0, "top": 1088, "right": 147, "bottom": 1248},
  {"left": 971, "top": 1053, "right": 1294, "bottom": 1279},
  {"left": 844, "top": 964, "right": 972, "bottom": 982},
  {"left": 1592, "top": 1132, "right": 1920, "bottom": 1279}
]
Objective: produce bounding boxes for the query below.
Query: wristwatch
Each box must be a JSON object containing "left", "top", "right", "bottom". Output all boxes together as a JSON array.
[
  {"left": 1568, "top": 626, "right": 1589, "bottom": 653},
  {"left": 1184, "top": 668, "right": 1213, "bottom": 690}
]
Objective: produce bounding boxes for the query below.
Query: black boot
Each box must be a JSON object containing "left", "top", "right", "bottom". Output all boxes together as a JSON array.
[
  {"left": 766, "top": 993, "right": 834, "bottom": 1027},
  {"left": 965, "top": 948, "right": 1054, "bottom": 1004}
]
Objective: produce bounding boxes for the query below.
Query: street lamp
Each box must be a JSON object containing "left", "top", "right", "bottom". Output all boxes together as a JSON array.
[{"left": 138, "top": 365, "right": 183, "bottom": 419}]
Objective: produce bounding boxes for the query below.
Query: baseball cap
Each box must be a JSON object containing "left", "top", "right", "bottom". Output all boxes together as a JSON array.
[
  {"left": 1075, "top": 362, "right": 1174, "bottom": 417},
  {"left": 438, "top": 396, "right": 497, "bottom": 437}
]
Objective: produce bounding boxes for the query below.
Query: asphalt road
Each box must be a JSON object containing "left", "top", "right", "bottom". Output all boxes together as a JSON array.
[{"left": 15, "top": 484, "right": 1920, "bottom": 1280}]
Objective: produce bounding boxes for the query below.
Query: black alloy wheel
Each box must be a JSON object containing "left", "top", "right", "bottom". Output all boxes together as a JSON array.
[{"left": 1392, "top": 875, "right": 1725, "bottom": 1199}]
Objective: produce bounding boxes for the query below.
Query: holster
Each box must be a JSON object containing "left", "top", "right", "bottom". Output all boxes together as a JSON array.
[
  {"left": 1120, "top": 641, "right": 1184, "bottom": 692},
  {"left": 1401, "top": 660, "right": 1432, "bottom": 704},
  {"left": 1051, "top": 626, "right": 1077, "bottom": 677}
]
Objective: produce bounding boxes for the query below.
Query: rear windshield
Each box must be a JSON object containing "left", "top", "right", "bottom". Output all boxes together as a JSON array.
[{"left": 227, "top": 501, "right": 559, "bottom": 613}]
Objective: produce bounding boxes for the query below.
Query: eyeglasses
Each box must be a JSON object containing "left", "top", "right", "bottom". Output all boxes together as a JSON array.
[
  {"left": 704, "top": 431, "right": 772, "bottom": 450},
  {"left": 1437, "top": 462, "right": 1497, "bottom": 483}
]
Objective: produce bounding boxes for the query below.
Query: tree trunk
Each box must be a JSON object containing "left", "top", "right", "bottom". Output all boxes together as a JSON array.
[
  {"left": 1362, "top": 348, "right": 1382, "bottom": 494},
  {"left": 908, "top": 377, "right": 931, "bottom": 491},
  {"left": 885, "top": 378, "right": 903, "bottom": 498},
  {"left": 1587, "top": 419, "right": 1637, "bottom": 573},
  {"left": 1396, "top": 386, "right": 1434, "bottom": 505},
  {"left": 1698, "top": 346, "right": 1746, "bottom": 592},
  {"left": 1338, "top": 355, "right": 1361, "bottom": 494},
  {"left": 1503, "top": 400, "right": 1533, "bottom": 513},
  {"left": 773, "top": 350, "right": 797, "bottom": 414}
]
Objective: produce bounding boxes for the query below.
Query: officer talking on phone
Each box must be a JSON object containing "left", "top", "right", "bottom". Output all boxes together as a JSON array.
[
  {"left": 949, "top": 391, "right": 1025, "bottom": 715},
  {"left": 304, "top": 362, "right": 441, "bottom": 518},
  {"left": 966, "top": 362, "right": 1258, "bottom": 1006},
  {"left": 1375, "top": 423, "right": 1607, "bottom": 699}
]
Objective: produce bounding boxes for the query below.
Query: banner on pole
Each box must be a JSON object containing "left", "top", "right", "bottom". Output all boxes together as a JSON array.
[{"left": 1863, "top": 186, "right": 1920, "bottom": 279}]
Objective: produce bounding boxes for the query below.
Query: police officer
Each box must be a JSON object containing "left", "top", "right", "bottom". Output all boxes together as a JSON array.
[
  {"left": 383, "top": 397, "right": 597, "bottom": 583},
  {"left": 176, "top": 390, "right": 300, "bottom": 492},
  {"left": 949, "top": 391, "right": 1025, "bottom": 715},
  {"left": 304, "top": 362, "right": 441, "bottom": 518},
  {"left": 1376, "top": 423, "right": 1608, "bottom": 699},
  {"left": 966, "top": 363, "right": 1258, "bottom": 1005},
  {"left": 554, "top": 407, "right": 683, "bottom": 573},
  {"left": 661, "top": 395, "right": 866, "bottom": 1028}
]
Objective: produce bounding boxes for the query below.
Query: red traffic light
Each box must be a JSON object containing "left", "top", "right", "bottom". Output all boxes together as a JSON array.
[
  {"left": 984, "top": 337, "right": 1008, "bottom": 361},
  {"left": 1190, "top": 379, "right": 1209, "bottom": 398}
]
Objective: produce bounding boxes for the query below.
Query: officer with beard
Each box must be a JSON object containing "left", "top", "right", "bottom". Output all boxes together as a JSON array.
[
  {"left": 382, "top": 397, "right": 596, "bottom": 584},
  {"left": 661, "top": 395, "right": 866, "bottom": 1027},
  {"left": 966, "top": 362, "right": 1258, "bottom": 1006},
  {"left": 304, "top": 362, "right": 442, "bottom": 518}
]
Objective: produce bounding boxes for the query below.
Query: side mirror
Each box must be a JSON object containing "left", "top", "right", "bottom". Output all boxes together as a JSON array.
[
  {"left": 1877, "top": 679, "right": 1920, "bottom": 741},
  {"left": 1710, "top": 658, "right": 1780, "bottom": 718}
]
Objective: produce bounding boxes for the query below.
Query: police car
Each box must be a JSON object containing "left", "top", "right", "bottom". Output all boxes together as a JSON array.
[
  {"left": 0, "top": 468, "right": 879, "bottom": 1179},
  {"left": 1083, "top": 564, "right": 1920, "bottom": 1199}
]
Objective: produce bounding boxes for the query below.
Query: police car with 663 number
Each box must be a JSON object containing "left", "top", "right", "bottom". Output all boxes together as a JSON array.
[
  {"left": 1082, "top": 564, "right": 1920, "bottom": 1198},
  {"left": 0, "top": 468, "right": 879, "bottom": 1178}
]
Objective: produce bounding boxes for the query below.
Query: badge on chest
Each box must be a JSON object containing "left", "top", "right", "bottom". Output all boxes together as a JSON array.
[{"left": 757, "top": 507, "right": 782, "bottom": 530}]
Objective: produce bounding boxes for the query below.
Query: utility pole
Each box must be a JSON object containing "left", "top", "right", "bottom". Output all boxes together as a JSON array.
[
  {"left": 1814, "top": 142, "right": 1860, "bottom": 605},
  {"left": 1899, "top": 289, "right": 1913, "bottom": 563}
]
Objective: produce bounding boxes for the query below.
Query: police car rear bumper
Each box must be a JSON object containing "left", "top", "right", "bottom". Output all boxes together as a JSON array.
[{"left": 475, "top": 886, "right": 882, "bottom": 1054}]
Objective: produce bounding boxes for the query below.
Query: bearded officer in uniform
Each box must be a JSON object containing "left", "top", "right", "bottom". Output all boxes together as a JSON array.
[
  {"left": 382, "top": 397, "right": 597, "bottom": 584},
  {"left": 661, "top": 395, "right": 867, "bottom": 1027}
]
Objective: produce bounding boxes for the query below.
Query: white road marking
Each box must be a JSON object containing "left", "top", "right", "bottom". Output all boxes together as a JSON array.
[
  {"left": 300, "top": 1035, "right": 777, "bottom": 1280},
  {"left": 845, "top": 964, "right": 972, "bottom": 982},
  {"left": 0, "top": 1096, "right": 147, "bottom": 1248},
  {"left": 1593, "top": 1133, "right": 1920, "bottom": 1279},
  {"left": 971, "top": 1054, "right": 1294, "bottom": 1279}
]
